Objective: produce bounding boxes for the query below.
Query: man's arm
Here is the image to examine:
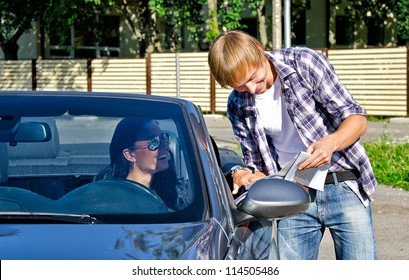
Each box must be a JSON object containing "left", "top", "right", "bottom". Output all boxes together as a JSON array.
[{"left": 298, "top": 114, "right": 368, "bottom": 170}]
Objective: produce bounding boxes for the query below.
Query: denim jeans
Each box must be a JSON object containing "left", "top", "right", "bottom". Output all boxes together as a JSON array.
[
  {"left": 277, "top": 182, "right": 377, "bottom": 260},
  {"left": 237, "top": 220, "right": 273, "bottom": 260}
]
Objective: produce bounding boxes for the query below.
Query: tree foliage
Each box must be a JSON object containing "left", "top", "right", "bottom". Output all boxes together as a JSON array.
[
  {"left": 0, "top": 0, "right": 113, "bottom": 60},
  {"left": 115, "top": 0, "right": 208, "bottom": 56},
  {"left": 1, "top": 0, "right": 408, "bottom": 60},
  {"left": 205, "top": 0, "right": 251, "bottom": 44},
  {"left": 332, "top": 0, "right": 409, "bottom": 44},
  {"left": 115, "top": 0, "right": 159, "bottom": 57},
  {"left": 0, "top": 0, "right": 50, "bottom": 59},
  {"left": 390, "top": 0, "right": 409, "bottom": 43},
  {"left": 45, "top": 0, "right": 114, "bottom": 46},
  {"left": 151, "top": 0, "right": 207, "bottom": 51}
]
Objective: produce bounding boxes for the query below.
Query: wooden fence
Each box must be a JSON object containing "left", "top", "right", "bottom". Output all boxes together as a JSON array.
[
  {"left": 0, "top": 47, "right": 408, "bottom": 116},
  {"left": 328, "top": 47, "right": 408, "bottom": 116}
]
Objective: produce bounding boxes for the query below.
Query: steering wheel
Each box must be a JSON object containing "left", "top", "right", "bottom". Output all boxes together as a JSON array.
[{"left": 57, "top": 179, "right": 171, "bottom": 214}]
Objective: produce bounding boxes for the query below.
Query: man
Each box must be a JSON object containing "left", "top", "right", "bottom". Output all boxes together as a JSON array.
[{"left": 208, "top": 30, "right": 377, "bottom": 260}]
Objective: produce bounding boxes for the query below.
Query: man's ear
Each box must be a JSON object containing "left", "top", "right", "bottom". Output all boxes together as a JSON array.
[{"left": 122, "top": 149, "right": 135, "bottom": 162}]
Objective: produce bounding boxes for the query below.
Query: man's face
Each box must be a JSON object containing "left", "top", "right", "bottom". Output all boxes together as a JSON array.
[{"left": 233, "top": 59, "right": 274, "bottom": 94}]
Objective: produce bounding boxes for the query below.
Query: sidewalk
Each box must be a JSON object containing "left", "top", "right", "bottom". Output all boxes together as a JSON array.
[
  {"left": 204, "top": 114, "right": 409, "bottom": 260},
  {"left": 204, "top": 114, "right": 409, "bottom": 148}
]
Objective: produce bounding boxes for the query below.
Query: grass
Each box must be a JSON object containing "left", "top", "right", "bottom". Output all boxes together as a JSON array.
[
  {"left": 366, "top": 115, "right": 390, "bottom": 122},
  {"left": 364, "top": 135, "right": 409, "bottom": 191}
]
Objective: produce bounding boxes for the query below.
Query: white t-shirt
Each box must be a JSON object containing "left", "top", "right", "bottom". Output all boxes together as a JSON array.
[{"left": 254, "top": 79, "right": 306, "bottom": 167}]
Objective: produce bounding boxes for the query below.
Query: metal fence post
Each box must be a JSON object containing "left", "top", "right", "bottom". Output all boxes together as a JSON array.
[{"left": 176, "top": 53, "right": 180, "bottom": 98}]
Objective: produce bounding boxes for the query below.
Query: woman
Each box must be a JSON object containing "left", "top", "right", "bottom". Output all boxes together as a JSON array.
[{"left": 95, "top": 117, "right": 190, "bottom": 210}]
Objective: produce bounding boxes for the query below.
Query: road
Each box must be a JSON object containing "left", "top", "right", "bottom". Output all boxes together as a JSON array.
[{"left": 204, "top": 114, "right": 409, "bottom": 260}]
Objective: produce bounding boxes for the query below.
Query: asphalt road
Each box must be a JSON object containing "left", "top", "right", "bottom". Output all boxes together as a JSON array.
[{"left": 204, "top": 114, "right": 409, "bottom": 260}]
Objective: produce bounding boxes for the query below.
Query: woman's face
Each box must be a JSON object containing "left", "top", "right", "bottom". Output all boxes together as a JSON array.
[{"left": 127, "top": 121, "right": 170, "bottom": 175}]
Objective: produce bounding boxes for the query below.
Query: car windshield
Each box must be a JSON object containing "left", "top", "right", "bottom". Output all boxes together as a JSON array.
[{"left": 0, "top": 94, "right": 205, "bottom": 224}]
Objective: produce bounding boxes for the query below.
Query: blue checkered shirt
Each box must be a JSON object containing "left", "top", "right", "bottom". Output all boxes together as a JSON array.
[{"left": 227, "top": 47, "right": 377, "bottom": 205}]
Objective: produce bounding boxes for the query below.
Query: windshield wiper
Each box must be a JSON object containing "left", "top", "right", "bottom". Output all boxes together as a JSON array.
[{"left": 0, "top": 212, "right": 100, "bottom": 224}]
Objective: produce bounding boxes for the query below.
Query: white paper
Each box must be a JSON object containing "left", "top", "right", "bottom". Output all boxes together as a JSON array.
[
  {"left": 244, "top": 151, "right": 329, "bottom": 192},
  {"left": 278, "top": 151, "right": 329, "bottom": 191}
]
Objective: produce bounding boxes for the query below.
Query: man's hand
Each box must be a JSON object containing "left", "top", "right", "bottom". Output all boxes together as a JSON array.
[
  {"left": 299, "top": 137, "right": 334, "bottom": 170},
  {"left": 232, "top": 170, "right": 266, "bottom": 194},
  {"left": 298, "top": 115, "right": 367, "bottom": 170}
]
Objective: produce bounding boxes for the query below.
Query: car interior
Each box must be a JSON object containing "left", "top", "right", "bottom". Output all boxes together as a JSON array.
[{"left": 0, "top": 113, "right": 203, "bottom": 223}]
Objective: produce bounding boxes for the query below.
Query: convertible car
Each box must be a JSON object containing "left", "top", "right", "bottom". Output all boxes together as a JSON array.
[{"left": 0, "top": 90, "right": 309, "bottom": 259}]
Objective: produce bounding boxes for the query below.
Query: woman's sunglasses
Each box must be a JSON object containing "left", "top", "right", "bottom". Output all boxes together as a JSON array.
[{"left": 130, "top": 133, "right": 170, "bottom": 151}]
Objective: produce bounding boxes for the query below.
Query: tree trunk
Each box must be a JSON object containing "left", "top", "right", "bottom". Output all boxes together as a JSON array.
[
  {"left": 257, "top": 0, "right": 269, "bottom": 48},
  {"left": 1, "top": 40, "right": 19, "bottom": 60},
  {"left": 206, "top": 0, "right": 218, "bottom": 44},
  {"left": 208, "top": 0, "right": 217, "bottom": 26}
]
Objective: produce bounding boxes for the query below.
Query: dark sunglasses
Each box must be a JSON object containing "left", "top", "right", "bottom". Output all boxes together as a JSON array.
[{"left": 129, "top": 133, "right": 170, "bottom": 151}]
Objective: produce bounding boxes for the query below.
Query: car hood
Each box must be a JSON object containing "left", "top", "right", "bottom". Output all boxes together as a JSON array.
[{"left": 0, "top": 220, "right": 221, "bottom": 260}]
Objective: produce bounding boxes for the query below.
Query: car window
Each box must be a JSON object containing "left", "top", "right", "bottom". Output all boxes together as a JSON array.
[{"left": 0, "top": 97, "right": 205, "bottom": 224}]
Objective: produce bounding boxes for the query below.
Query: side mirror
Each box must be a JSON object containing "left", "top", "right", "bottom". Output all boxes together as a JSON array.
[{"left": 233, "top": 177, "right": 310, "bottom": 225}]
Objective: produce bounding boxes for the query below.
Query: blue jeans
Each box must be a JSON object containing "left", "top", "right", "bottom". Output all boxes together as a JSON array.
[
  {"left": 277, "top": 182, "right": 377, "bottom": 260},
  {"left": 237, "top": 220, "right": 273, "bottom": 260}
]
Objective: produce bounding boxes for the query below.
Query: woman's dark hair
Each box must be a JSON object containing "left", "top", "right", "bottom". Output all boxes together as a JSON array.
[
  {"left": 151, "top": 152, "right": 178, "bottom": 209},
  {"left": 95, "top": 117, "right": 153, "bottom": 181}
]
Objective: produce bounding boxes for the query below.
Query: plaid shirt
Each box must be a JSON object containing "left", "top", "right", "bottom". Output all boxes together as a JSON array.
[{"left": 227, "top": 47, "right": 377, "bottom": 205}]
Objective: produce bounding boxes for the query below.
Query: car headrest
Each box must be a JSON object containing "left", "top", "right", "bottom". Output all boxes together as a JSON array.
[
  {"left": 165, "top": 130, "right": 187, "bottom": 181},
  {"left": 7, "top": 117, "right": 60, "bottom": 159}
]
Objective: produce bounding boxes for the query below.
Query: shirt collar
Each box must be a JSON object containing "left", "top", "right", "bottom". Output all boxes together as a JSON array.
[{"left": 264, "top": 51, "right": 296, "bottom": 80}]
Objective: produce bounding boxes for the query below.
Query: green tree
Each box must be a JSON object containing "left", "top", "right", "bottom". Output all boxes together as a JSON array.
[
  {"left": 206, "top": 0, "right": 219, "bottom": 44},
  {"left": 0, "top": 0, "right": 113, "bottom": 60},
  {"left": 116, "top": 0, "right": 207, "bottom": 56},
  {"left": 247, "top": 0, "right": 268, "bottom": 47},
  {"left": 205, "top": 0, "right": 247, "bottom": 44},
  {"left": 333, "top": 0, "right": 409, "bottom": 45},
  {"left": 150, "top": 0, "right": 207, "bottom": 52},
  {"left": 0, "top": 0, "right": 49, "bottom": 60},
  {"left": 390, "top": 0, "right": 409, "bottom": 44},
  {"left": 45, "top": 0, "right": 114, "bottom": 47},
  {"left": 115, "top": 0, "right": 160, "bottom": 57}
]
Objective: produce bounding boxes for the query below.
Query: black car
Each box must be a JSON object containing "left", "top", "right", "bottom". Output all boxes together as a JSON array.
[{"left": 0, "top": 91, "right": 309, "bottom": 259}]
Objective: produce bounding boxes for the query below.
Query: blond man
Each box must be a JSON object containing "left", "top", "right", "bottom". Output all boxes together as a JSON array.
[{"left": 208, "top": 30, "right": 377, "bottom": 260}]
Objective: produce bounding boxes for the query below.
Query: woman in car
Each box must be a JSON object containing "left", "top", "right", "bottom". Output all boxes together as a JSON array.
[{"left": 95, "top": 117, "right": 191, "bottom": 210}]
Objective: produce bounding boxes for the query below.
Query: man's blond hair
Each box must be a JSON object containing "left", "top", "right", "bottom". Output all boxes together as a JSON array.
[{"left": 208, "top": 30, "right": 266, "bottom": 89}]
